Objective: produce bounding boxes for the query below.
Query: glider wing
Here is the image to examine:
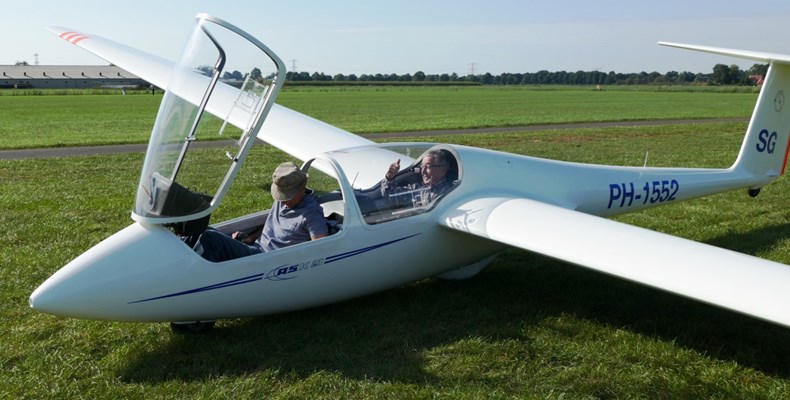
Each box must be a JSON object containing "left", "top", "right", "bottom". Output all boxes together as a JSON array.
[
  {"left": 439, "top": 196, "right": 790, "bottom": 328},
  {"left": 659, "top": 42, "right": 790, "bottom": 65},
  {"left": 47, "top": 26, "right": 375, "bottom": 164}
]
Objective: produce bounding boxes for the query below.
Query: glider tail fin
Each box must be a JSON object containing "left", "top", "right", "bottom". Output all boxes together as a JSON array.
[
  {"left": 733, "top": 61, "right": 790, "bottom": 186},
  {"left": 660, "top": 42, "right": 790, "bottom": 189}
]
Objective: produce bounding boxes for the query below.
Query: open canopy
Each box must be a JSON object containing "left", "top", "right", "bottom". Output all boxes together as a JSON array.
[{"left": 132, "top": 14, "right": 285, "bottom": 226}]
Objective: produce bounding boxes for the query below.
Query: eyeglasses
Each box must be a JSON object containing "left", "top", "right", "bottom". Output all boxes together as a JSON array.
[{"left": 422, "top": 163, "right": 447, "bottom": 169}]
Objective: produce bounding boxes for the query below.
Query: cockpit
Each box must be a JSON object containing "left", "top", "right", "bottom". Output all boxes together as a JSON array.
[
  {"left": 192, "top": 143, "right": 462, "bottom": 254},
  {"left": 349, "top": 146, "right": 460, "bottom": 224},
  {"left": 126, "top": 15, "right": 463, "bottom": 260}
]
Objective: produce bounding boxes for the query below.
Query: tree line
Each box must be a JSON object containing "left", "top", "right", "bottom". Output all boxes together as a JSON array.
[{"left": 284, "top": 63, "right": 769, "bottom": 86}]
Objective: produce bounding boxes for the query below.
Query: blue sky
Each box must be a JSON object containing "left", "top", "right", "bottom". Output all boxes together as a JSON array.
[{"left": 4, "top": 1, "right": 790, "bottom": 75}]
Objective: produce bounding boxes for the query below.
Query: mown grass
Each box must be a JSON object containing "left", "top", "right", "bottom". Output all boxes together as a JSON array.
[
  {"left": 277, "top": 86, "right": 756, "bottom": 134},
  {"left": 1, "top": 89, "right": 788, "bottom": 398},
  {"left": 0, "top": 95, "right": 160, "bottom": 149},
  {"left": 0, "top": 86, "right": 757, "bottom": 149}
]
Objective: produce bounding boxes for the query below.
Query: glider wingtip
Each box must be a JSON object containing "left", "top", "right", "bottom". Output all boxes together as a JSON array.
[
  {"left": 657, "top": 41, "right": 692, "bottom": 49},
  {"left": 48, "top": 27, "right": 92, "bottom": 45}
]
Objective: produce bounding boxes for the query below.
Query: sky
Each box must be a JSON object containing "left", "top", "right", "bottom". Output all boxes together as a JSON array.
[{"left": 4, "top": 0, "right": 790, "bottom": 75}]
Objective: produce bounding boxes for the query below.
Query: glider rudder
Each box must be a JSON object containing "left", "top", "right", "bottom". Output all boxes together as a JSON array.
[
  {"left": 732, "top": 61, "right": 790, "bottom": 189},
  {"left": 659, "top": 42, "right": 790, "bottom": 192}
]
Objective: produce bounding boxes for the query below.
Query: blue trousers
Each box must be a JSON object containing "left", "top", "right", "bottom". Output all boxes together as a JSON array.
[{"left": 186, "top": 229, "right": 262, "bottom": 262}]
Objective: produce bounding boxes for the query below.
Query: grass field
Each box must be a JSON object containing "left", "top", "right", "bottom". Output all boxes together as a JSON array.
[
  {"left": 0, "top": 86, "right": 757, "bottom": 150},
  {"left": 1, "top": 88, "right": 789, "bottom": 399}
]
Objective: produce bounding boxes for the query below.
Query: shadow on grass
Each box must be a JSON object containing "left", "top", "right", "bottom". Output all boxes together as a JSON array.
[
  {"left": 706, "top": 222, "right": 790, "bottom": 257},
  {"left": 118, "top": 243, "right": 790, "bottom": 385},
  {"left": 117, "top": 272, "right": 542, "bottom": 385}
]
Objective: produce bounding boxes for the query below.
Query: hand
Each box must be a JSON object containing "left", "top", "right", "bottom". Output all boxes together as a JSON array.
[
  {"left": 385, "top": 159, "right": 401, "bottom": 180},
  {"left": 232, "top": 231, "right": 249, "bottom": 242}
]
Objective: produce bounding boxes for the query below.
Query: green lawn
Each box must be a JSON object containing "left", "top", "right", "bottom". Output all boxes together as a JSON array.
[
  {"left": 0, "top": 86, "right": 757, "bottom": 150},
  {"left": 277, "top": 86, "right": 756, "bottom": 134},
  {"left": 1, "top": 89, "right": 788, "bottom": 399}
]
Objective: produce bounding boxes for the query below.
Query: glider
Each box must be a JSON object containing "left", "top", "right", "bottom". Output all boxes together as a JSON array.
[{"left": 30, "top": 14, "right": 790, "bottom": 332}]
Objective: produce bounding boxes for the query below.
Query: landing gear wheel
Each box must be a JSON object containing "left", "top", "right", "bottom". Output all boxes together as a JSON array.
[{"left": 170, "top": 320, "right": 216, "bottom": 334}]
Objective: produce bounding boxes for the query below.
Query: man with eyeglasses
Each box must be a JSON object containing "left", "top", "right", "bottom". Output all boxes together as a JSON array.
[{"left": 382, "top": 149, "right": 455, "bottom": 208}]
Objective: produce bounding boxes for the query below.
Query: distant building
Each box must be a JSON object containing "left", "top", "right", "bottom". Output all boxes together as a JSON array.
[{"left": 0, "top": 65, "right": 146, "bottom": 89}]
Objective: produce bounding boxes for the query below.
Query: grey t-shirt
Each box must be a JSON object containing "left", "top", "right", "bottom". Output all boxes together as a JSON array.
[{"left": 257, "top": 194, "right": 327, "bottom": 252}]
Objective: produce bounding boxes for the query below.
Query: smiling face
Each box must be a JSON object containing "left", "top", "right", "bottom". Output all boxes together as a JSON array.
[{"left": 420, "top": 154, "right": 448, "bottom": 187}]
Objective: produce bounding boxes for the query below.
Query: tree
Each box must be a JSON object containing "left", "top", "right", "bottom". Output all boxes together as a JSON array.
[
  {"left": 729, "top": 64, "right": 746, "bottom": 84},
  {"left": 195, "top": 65, "right": 214, "bottom": 77},
  {"left": 747, "top": 63, "right": 768, "bottom": 85},
  {"left": 311, "top": 72, "right": 331, "bottom": 81},
  {"left": 678, "top": 71, "right": 696, "bottom": 83},
  {"left": 605, "top": 71, "right": 616, "bottom": 85},
  {"left": 749, "top": 63, "right": 768, "bottom": 76},
  {"left": 222, "top": 70, "right": 244, "bottom": 81},
  {"left": 711, "top": 63, "right": 742, "bottom": 85},
  {"left": 269, "top": 62, "right": 755, "bottom": 86}
]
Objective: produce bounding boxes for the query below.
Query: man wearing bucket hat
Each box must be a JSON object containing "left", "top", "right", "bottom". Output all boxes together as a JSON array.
[
  {"left": 186, "top": 161, "right": 328, "bottom": 262},
  {"left": 249, "top": 161, "right": 328, "bottom": 251}
]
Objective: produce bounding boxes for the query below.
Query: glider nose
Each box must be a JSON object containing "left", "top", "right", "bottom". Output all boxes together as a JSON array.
[
  {"left": 28, "top": 255, "right": 111, "bottom": 319},
  {"left": 28, "top": 280, "right": 70, "bottom": 316},
  {"left": 28, "top": 222, "right": 190, "bottom": 321},
  {"left": 28, "top": 223, "right": 144, "bottom": 319},
  {"left": 29, "top": 281, "right": 50, "bottom": 311}
]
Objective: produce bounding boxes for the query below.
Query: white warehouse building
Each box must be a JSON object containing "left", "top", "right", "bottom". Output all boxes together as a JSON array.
[{"left": 0, "top": 65, "right": 147, "bottom": 89}]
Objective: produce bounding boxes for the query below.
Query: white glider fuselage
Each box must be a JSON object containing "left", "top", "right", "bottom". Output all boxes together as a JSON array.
[
  {"left": 29, "top": 147, "right": 509, "bottom": 322},
  {"left": 28, "top": 139, "right": 768, "bottom": 322},
  {"left": 29, "top": 215, "right": 503, "bottom": 322},
  {"left": 29, "top": 15, "right": 790, "bottom": 328}
]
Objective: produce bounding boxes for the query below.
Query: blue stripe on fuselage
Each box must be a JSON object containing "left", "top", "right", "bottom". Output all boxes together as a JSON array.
[
  {"left": 128, "top": 233, "right": 420, "bottom": 304},
  {"left": 324, "top": 233, "right": 420, "bottom": 264}
]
